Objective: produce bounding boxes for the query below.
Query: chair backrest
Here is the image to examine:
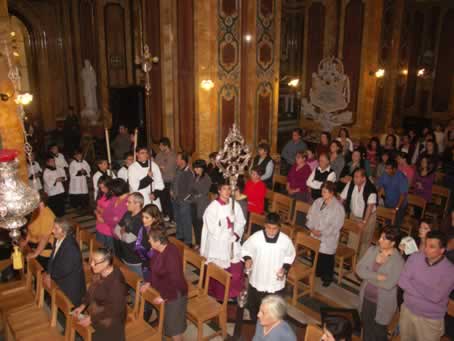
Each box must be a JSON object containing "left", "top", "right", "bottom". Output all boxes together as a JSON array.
[
  {"left": 448, "top": 299, "right": 454, "bottom": 317},
  {"left": 91, "top": 238, "right": 105, "bottom": 253},
  {"left": 183, "top": 247, "right": 206, "bottom": 290},
  {"left": 51, "top": 289, "right": 74, "bottom": 340},
  {"left": 203, "top": 263, "right": 231, "bottom": 307},
  {"left": 292, "top": 200, "right": 311, "bottom": 228},
  {"left": 78, "top": 230, "right": 94, "bottom": 261},
  {"left": 376, "top": 206, "right": 396, "bottom": 226},
  {"left": 73, "top": 223, "right": 81, "bottom": 241},
  {"left": 271, "top": 192, "right": 294, "bottom": 223},
  {"left": 139, "top": 286, "right": 165, "bottom": 337},
  {"left": 245, "top": 213, "right": 267, "bottom": 239},
  {"left": 117, "top": 262, "right": 142, "bottom": 318},
  {"left": 434, "top": 171, "right": 445, "bottom": 185},
  {"left": 169, "top": 236, "right": 186, "bottom": 260},
  {"left": 304, "top": 324, "right": 324, "bottom": 341},
  {"left": 294, "top": 232, "right": 321, "bottom": 254},
  {"left": 280, "top": 223, "right": 294, "bottom": 240},
  {"left": 407, "top": 194, "right": 427, "bottom": 219},
  {"left": 26, "top": 257, "right": 44, "bottom": 290},
  {"left": 272, "top": 174, "right": 287, "bottom": 193},
  {"left": 431, "top": 184, "right": 450, "bottom": 216},
  {"left": 339, "top": 219, "right": 362, "bottom": 255}
]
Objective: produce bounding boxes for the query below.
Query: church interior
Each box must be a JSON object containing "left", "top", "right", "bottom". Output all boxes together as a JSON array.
[{"left": 1, "top": 0, "right": 454, "bottom": 340}]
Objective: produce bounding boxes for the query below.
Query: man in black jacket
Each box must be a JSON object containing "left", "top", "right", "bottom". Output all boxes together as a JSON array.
[{"left": 44, "top": 218, "right": 86, "bottom": 306}]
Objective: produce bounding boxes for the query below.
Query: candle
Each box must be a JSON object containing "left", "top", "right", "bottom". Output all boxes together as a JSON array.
[
  {"left": 133, "top": 128, "right": 138, "bottom": 160},
  {"left": 105, "top": 128, "right": 112, "bottom": 167}
]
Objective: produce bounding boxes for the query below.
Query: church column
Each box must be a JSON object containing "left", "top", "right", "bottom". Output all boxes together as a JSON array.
[{"left": 0, "top": 0, "right": 27, "bottom": 180}]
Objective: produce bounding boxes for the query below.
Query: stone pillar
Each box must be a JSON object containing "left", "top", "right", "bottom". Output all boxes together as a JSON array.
[{"left": 0, "top": 0, "right": 27, "bottom": 181}]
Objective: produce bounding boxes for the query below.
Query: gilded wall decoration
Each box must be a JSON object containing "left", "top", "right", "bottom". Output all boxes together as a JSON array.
[
  {"left": 256, "top": 0, "right": 276, "bottom": 78},
  {"left": 218, "top": 84, "right": 239, "bottom": 144},
  {"left": 256, "top": 82, "right": 273, "bottom": 143},
  {"left": 218, "top": 0, "right": 240, "bottom": 80}
]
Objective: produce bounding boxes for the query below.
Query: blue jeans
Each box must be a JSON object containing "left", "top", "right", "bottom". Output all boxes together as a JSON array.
[
  {"left": 96, "top": 232, "right": 114, "bottom": 251},
  {"left": 172, "top": 200, "right": 193, "bottom": 245}
]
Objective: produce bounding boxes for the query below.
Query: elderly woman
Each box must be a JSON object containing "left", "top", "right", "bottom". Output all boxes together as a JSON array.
[
  {"left": 286, "top": 151, "right": 312, "bottom": 202},
  {"left": 306, "top": 181, "right": 345, "bottom": 287},
  {"left": 356, "top": 226, "right": 404, "bottom": 341},
  {"left": 252, "top": 295, "right": 296, "bottom": 341},
  {"left": 73, "top": 248, "right": 128, "bottom": 341},
  {"left": 141, "top": 228, "right": 188, "bottom": 341}
]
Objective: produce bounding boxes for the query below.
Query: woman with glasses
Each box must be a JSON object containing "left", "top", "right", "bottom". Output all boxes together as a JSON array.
[{"left": 73, "top": 248, "right": 128, "bottom": 341}]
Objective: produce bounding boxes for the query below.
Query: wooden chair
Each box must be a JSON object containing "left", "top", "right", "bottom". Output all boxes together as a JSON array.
[
  {"left": 125, "top": 286, "right": 165, "bottom": 341},
  {"left": 425, "top": 184, "right": 450, "bottom": 223},
  {"left": 70, "top": 318, "right": 95, "bottom": 341},
  {"left": 78, "top": 229, "right": 94, "bottom": 260},
  {"left": 117, "top": 262, "right": 142, "bottom": 321},
  {"left": 304, "top": 324, "right": 324, "bottom": 341},
  {"left": 448, "top": 299, "right": 454, "bottom": 317},
  {"left": 434, "top": 171, "right": 445, "bottom": 185},
  {"left": 287, "top": 232, "right": 320, "bottom": 305},
  {"left": 374, "top": 207, "right": 396, "bottom": 242},
  {"left": 265, "top": 191, "right": 274, "bottom": 213},
  {"left": 280, "top": 223, "right": 295, "bottom": 240},
  {"left": 244, "top": 212, "right": 267, "bottom": 240},
  {"left": 183, "top": 247, "right": 206, "bottom": 299},
  {"left": 401, "top": 194, "right": 427, "bottom": 236},
  {"left": 169, "top": 236, "right": 187, "bottom": 260},
  {"left": 91, "top": 238, "right": 105, "bottom": 252},
  {"left": 271, "top": 192, "right": 294, "bottom": 223},
  {"left": 272, "top": 174, "right": 288, "bottom": 193},
  {"left": 186, "top": 263, "right": 231, "bottom": 341},
  {"left": 292, "top": 200, "right": 311, "bottom": 229},
  {"left": 336, "top": 219, "right": 362, "bottom": 285}
]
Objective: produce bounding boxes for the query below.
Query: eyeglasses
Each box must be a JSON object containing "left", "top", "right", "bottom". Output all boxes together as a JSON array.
[{"left": 91, "top": 258, "right": 107, "bottom": 266}]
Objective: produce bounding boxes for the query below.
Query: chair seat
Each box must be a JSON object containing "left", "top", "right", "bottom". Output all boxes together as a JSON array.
[
  {"left": 125, "top": 320, "right": 159, "bottom": 340},
  {"left": 187, "top": 294, "right": 223, "bottom": 321},
  {"left": 0, "top": 280, "right": 27, "bottom": 295},
  {"left": 7, "top": 307, "right": 49, "bottom": 337},
  {"left": 187, "top": 281, "right": 202, "bottom": 299},
  {"left": 336, "top": 245, "right": 355, "bottom": 258},
  {"left": 0, "top": 291, "right": 35, "bottom": 314},
  {"left": 17, "top": 326, "right": 64, "bottom": 341},
  {"left": 287, "top": 261, "right": 312, "bottom": 282}
]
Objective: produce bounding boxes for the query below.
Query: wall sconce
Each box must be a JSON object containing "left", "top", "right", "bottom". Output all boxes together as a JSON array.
[
  {"left": 244, "top": 34, "right": 252, "bottom": 42},
  {"left": 288, "top": 78, "right": 300, "bottom": 87},
  {"left": 200, "top": 79, "right": 214, "bottom": 91},
  {"left": 400, "top": 69, "right": 408, "bottom": 76},
  {"left": 374, "top": 68, "right": 385, "bottom": 78},
  {"left": 15, "top": 93, "right": 33, "bottom": 106},
  {"left": 417, "top": 68, "right": 426, "bottom": 77},
  {"left": 10, "top": 32, "right": 15, "bottom": 37}
]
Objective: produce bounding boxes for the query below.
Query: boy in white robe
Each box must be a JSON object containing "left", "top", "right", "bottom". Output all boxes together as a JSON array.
[
  {"left": 92, "top": 159, "right": 115, "bottom": 200},
  {"left": 117, "top": 152, "right": 134, "bottom": 182},
  {"left": 128, "top": 147, "right": 164, "bottom": 208},
  {"left": 201, "top": 181, "right": 246, "bottom": 300},
  {"left": 27, "top": 152, "right": 42, "bottom": 191},
  {"left": 49, "top": 144, "right": 68, "bottom": 170},
  {"left": 242, "top": 213, "right": 296, "bottom": 321},
  {"left": 69, "top": 149, "right": 91, "bottom": 209},
  {"left": 43, "top": 155, "right": 67, "bottom": 217}
]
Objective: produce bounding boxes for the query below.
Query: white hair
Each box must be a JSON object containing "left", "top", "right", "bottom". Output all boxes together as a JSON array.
[{"left": 261, "top": 295, "right": 287, "bottom": 320}]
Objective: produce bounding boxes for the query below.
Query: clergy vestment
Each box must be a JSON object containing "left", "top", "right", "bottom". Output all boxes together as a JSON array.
[
  {"left": 69, "top": 159, "right": 91, "bottom": 208},
  {"left": 201, "top": 198, "right": 246, "bottom": 300},
  {"left": 117, "top": 166, "right": 128, "bottom": 182},
  {"left": 43, "top": 166, "right": 67, "bottom": 217},
  {"left": 128, "top": 160, "right": 164, "bottom": 208},
  {"left": 28, "top": 161, "right": 42, "bottom": 191},
  {"left": 53, "top": 152, "right": 68, "bottom": 169}
]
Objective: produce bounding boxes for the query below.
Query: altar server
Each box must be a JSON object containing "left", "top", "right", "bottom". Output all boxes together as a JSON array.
[
  {"left": 92, "top": 159, "right": 115, "bottom": 200},
  {"left": 43, "top": 155, "right": 67, "bottom": 217},
  {"left": 28, "top": 152, "right": 42, "bottom": 191},
  {"left": 128, "top": 146, "right": 164, "bottom": 208},
  {"left": 69, "top": 149, "right": 91, "bottom": 209},
  {"left": 242, "top": 213, "right": 296, "bottom": 321},
  {"left": 201, "top": 180, "right": 246, "bottom": 300},
  {"left": 49, "top": 144, "right": 68, "bottom": 170},
  {"left": 117, "top": 152, "right": 134, "bottom": 182}
]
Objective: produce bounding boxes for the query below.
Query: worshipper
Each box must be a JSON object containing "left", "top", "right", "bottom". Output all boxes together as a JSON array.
[
  {"left": 340, "top": 168, "right": 377, "bottom": 257},
  {"left": 339, "top": 149, "right": 371, "bottom": 191},
  {"left": 306, "top": 148, "right": 318, "bottom": 171},
  {"left": 128, "top": 146, "right": 164, "bottom": 207},
  {"left": 280, "top": 128, "right": 307, "bottom": 173},
  {"left": 375, "top": 151, "right": 391, "bottom": 179},
  {"left": 398, "top": 231, "right": 454, "bottom": 341},
  {"left": 49, "top": 143, "right": 68, "bottom": 170},
  {"left": 63, "top": 107, "right": 81, "bottom": 155},
  {"left": 140, "top": 228, "right": 188, "bottom": 341},
  {"left": 20, "top": 193, "right": 55, "bottom": 269},
  {"left": 68, "top": 149, "right": 91, "bottom": 209},
  {"left": 43, "top": 155, "right": 67, "bottom": 217},
  {"left": 417, "top": 138, "right": 439, "bottom": 167},
  {"left": 135, "top": 204, "right": 162, "bottom": 278},
  {"left": 399, "top": 134, "right": 418, "bottom": 164},
  {"left": 115, "top": 192, "right": 144, "bottom": 276},
  {"left": 320, "top": 316, "right": 353, "bottom": 341},
  {"left": 336, "top": 127, "right": 354, "bottom": 154},
  {"left": 111, "top": 125, "right": 131, "bottom": 163},
  {"left": 45, "top": 218, "right": 86, "bottom": 306},
  {"left": 73, "top": 248, "right": 128, "bottom": 341},
  {"left": 172, "top": 152, "right": 194, "bottom": 247},
  {"left": 189, "top": 159, "right": 212, "bottom": 248},
  {"left": 356, "top": 226, "right": 404, "bottom": 341},
  {"left": 94, "top": 175, "right": 114, "bottom": 250},
  {"left": 27, "top": 151, "right": 42, "bottom": 191},
  {"left": 380, "top": 127, "right": 400, "bottom": 147},
  {"left": 366, "top": 137, "right": 381, "bottom": 177},
  {"left": 306, "top": 181, "right": 345, "bottom": 287},
  {"left": 117, "top": 152, "right": 134, "bottom": 182},
  {"left": 396, "top": 152, "right": 415, "bottom": 186},
  {"left": 201, "top": 180, "right": 246, "bottom": 300},
  {"left": 445, "top": 233, "right": 454, "bottom": 339},
  {"left": 306, "top": 153, "right": 336, "bottom": 201},
  {"left": 234, "top": 176, "right": 249, "bottom": 220},
  {"left": 244, "top": 167, "right": 267, "bottom": 215},
  {"left": 242, "top": 213, "right": 296, "bottom": 322},
  {"left": 316, "top": 131, "right": 331, "bottom": 157},
  {"left": 155, "top": 137, "right": 177, "bottom": 222},
  {"left": 103, "top": 178, "right": 129, "bottom": 255},
  {"left": 412, "top": 156, "right": 435, "bottom": 204},
  {"left": 92, "top": 159, "right": 115, "bottom": 200},
  {"left": 377, "top": 159, "right": 408, "bottom": 226},
  {"left": 252, "top": 143, "right": 274, "bottom": 189},
  {"left": 329, "top": 140, "right": 345, "bottom": 180},
  {"left": 398, "top": 221, "right": 433, "bottom": 259},
  {"left": 207, "top": 151, "right": 224, "bottom": 194},
  {"left": 286, "top": 151, "right": 311, "bottom": 202},
  {"left": 252, "top": 295, "right": 297, "bottom": 341}
]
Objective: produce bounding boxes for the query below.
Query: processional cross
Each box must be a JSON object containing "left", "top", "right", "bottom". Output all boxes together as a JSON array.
[{"left": 135, "top": 44, "right": 159, "bottom": 96}]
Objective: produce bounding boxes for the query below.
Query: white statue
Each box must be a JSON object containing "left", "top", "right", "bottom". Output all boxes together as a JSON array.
[{"left": 80, "top": 59, "right": 98, "bottom": 125}]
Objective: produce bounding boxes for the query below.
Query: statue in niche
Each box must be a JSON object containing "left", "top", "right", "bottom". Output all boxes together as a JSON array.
[
  {"left": 80, "top": 59, "right": 99, "bottom": 125},
  {"left": 302, "top": 56, "right": 352, "bottom": 132}
]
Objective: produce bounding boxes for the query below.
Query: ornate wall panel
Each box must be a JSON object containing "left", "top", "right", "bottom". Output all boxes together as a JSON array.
[
  {"left": 432, "top": 9, "right": 454, "bottom": 112},
  {"left": 342, "top": 0, "right": 364, "bottom": 114},
  {"left": 218, "top": 84, "right": 239, "bottom": 142},
  {"left": 177, "top": 0, "right": 195, "bottom": 153},
  {"left": 305, "top": 2, "right": 324, "bottom": 98},
  {"left": 404, "top": 11, "right": 423, "bottom": 109},
  {"left": 256, "top": 82, "right": 273, "bottom": 143},
  {"left": 104, "top": 4, "right": 127, "bottom": 86},
  {"left": 79, "top": 0, "right": 97, "bottom": 72}
]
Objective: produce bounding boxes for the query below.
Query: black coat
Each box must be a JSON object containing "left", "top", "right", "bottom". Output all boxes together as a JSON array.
[{"left": 47, "top": 235, "right": 86, "bottom": 306}]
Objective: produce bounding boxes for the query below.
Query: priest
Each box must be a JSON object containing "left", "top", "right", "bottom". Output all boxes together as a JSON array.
[
  {"left": 241, "top": 213, "right": 296, "bottom": 321},
  {"left": 128, "top": 146, "right": 164, "bottom": 208},
  {"left": 201, "top": 180, "right": 246, "bottom": 301}
]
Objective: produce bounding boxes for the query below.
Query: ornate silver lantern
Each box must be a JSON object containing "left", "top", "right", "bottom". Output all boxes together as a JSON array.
[{"left": 0, "top": 150, "right": 40, "bottom": 240}]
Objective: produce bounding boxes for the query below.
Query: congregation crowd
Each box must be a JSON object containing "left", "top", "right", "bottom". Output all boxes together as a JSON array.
[{"left": 19, "top": 121, "right": 454, "bottom": 341}]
